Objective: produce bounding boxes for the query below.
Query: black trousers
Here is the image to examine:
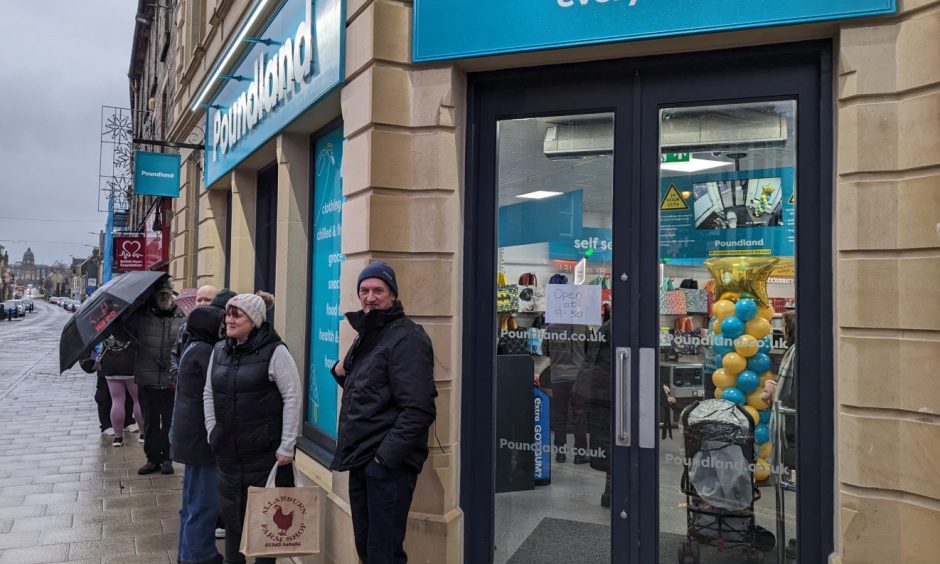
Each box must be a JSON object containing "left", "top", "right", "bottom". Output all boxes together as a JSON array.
[
  {"left": 218, "top": 462, "right": 294, "bottom": 564},
  {"left": 138, "top": 386, "right": 174, "bottom": 464},
  {"left": 550, "top": 381, "right": 587, "bottom": 451},
  {"left": 348, "top": 462, "right": 419, "bottom": 564},
  {"left": 94, "top": 375, "right": 134, "bottom": 431}
]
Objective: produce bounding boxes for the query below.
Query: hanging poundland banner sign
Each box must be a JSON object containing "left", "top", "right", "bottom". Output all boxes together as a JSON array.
[
  {"left": 204, "top": 0, "right": 343, "bottom": 186},
  {"left": 413, "top": 0, "right": 895, "bottom": 62},
  {"left": 134, "top": 152, "right": 181, "bottom": 197}
]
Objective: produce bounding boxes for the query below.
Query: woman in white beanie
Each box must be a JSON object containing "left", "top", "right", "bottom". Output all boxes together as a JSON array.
[{"left": 202, "top": 294, "right": 301, "bottom": 564}]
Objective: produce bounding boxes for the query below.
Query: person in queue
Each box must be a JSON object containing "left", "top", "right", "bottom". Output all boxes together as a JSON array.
[
  {"left": 331, "top": 262, "right": 437, "bottom": 564},
  {"left": 203, "top": 294, "right": 301, "bottom": 564},
  {"left": 170, "top": 285, "right": 219, "bottom": 376},
  {"left": 172, "top": 305, "right": 226, "bottom": 564},
  {"left": 127, "top": 280, "right": 186, "bottom": 475}
]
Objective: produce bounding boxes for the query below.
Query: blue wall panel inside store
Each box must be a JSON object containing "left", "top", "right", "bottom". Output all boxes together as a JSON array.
[{"left": 413, "top": 0, "right": 895, "bottom": 62}]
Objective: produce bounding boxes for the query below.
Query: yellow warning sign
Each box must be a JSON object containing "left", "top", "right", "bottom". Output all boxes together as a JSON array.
[
  {"left": 660, "top": 184, "right": 689, "bottom": 211},
  {"left": 788, "top": 193, "right": 795, "bottom": 205}
]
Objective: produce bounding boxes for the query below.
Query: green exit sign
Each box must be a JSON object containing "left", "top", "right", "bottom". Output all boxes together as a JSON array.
[{"left": 661, "top": 152, "right": 691, "bottom": 163}]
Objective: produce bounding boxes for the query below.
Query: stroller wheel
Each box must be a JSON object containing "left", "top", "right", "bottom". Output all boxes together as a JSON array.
[
  {"left": 741, "top": 547, "right": 760, "bottom": 563},
  {"left": 677, "top": 540, "right": 700, "bottom": 564}
]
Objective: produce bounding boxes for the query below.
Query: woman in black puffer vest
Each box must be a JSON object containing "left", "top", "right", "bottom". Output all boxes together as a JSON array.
[
  {"left": 171, "top": 306, "right": 225, "bottom": 564},
  {"left": 202, "top": 294, "right": 301, "bottom": 564}
]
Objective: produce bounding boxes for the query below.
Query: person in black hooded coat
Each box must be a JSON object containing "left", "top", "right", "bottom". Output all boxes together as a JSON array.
[{"left": 171, "top": 306, "right": 225, "bottom": 564}]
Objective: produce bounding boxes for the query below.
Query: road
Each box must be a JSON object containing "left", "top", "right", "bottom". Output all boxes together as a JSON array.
[{"left": 0, "top": 301, "right": 187, "bottom": 563}]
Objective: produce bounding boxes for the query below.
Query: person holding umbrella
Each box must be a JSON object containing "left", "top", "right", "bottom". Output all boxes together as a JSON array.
[{"left": 126, "top": 280, "right": 186, "bottom": 475}]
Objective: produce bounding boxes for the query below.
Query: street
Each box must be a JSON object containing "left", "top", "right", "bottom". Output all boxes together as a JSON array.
[{"left": 0, "top": 302, "right": 187, "bottom": 563}]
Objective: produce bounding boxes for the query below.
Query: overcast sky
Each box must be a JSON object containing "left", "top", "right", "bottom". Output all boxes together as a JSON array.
[{"left": 0, "top": 1, "right": 137, "bottom": 267}]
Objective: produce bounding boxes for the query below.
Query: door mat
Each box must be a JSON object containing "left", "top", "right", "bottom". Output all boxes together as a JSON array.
[
  {"left": 507, "top": 518, "right": 609, "bottom": 564},
  {"left": 506, "top": 519, "right": 781, "bottom": 563}
]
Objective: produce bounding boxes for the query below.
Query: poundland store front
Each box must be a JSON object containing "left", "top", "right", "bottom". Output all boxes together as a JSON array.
[{"left": 409, "top": 1, "right": 907, "bottom": 563}]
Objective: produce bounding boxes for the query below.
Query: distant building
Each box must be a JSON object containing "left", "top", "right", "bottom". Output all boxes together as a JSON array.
[{"left": 12, "top": 248, "right": 52, "bottom": 291}]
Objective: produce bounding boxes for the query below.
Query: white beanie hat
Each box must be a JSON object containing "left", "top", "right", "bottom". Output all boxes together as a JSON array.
[{"left": 226, "top": 294, "right": 266, "bottom": 328}]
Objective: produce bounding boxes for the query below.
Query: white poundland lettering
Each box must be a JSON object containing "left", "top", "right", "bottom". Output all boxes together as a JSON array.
[
  {"left": 557, "top": 0, "right": 638, "bottom": 8},
  {"left": 211, "top": 0, "right": 314, "bottom": 162},
  {"left": 141, "top": 170, "right": 174, "bottom": 178}
]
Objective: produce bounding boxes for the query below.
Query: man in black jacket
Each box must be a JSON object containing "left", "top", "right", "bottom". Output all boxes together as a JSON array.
[
  {"left": 331, "top": 262, "right": 437, "bottom": 564},
  {"left": 127, "top": 281, "right": 186, "bottom": 475}
]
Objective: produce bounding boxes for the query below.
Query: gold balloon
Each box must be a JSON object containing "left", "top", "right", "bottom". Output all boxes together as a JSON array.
[
  {"left": 734, "top": 334, "right": 759, "bottom": 358},
  {"left": 712, "top": 368, "right": 736, "bottom": 389},
  {"left": 754, "top": 458, "right": 771, "bottom": 481},
  {"left": 722, "top": 352, "right": 747, "bottom": 375},
  {"left": 743, "top": 405, "right": 760, "bottom": 425},
  {"left": 759, "top": 442, "right": 773, "bottom": 460},
  {"left": 712, "top": 299, "right": 736, "bottom": 321},
  {"left": 705, "top": 257, "right": 781, "bottom": 309},
  {"left": 714, "top": 387, "right": 724, "bottom": 399},
  {"left": 746, "top": 388, "right": 769, "bottom": 409},
  {"left": 759, "top": 371, "right": 775, "bottom": 384},
  {"left": 757, "top": 304, "right": 776, "bottom": 321},
  {"left": 745, "top": 317, "right": 772, "bottom": 340}
]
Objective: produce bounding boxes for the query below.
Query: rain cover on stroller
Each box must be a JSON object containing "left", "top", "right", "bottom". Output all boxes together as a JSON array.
[{"left": 685, "top": 400, "right": 753, "bottom": 511}]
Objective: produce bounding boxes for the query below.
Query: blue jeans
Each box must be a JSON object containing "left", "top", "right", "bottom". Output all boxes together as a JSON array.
[{"left": 179, "top": 463, "right": 223, "bottom": 564}]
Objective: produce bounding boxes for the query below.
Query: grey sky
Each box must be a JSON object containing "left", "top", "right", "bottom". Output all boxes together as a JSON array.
[{"left": 0, "top": 0, "right": 136, "bottom": 267}]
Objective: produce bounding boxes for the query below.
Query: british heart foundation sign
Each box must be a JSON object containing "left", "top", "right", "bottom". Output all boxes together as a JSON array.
[{"left": 114, "top": 236, "right": 146, "bottom": 271}]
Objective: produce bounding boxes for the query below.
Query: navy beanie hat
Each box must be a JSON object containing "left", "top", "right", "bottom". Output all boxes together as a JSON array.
[{"left": 357, "top": 262, "right": 398, "bottom": 296}]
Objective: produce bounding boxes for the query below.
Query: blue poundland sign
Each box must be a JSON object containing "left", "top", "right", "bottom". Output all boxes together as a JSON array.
[
  {"left": 413, "top": 0, "right": 895, "bottom": 62},
  {"left": 134, "top": 152, "right": 181, "bottom": 197},
  {"left": 204, "top": 0, "right": 344, "bottom": 186}
]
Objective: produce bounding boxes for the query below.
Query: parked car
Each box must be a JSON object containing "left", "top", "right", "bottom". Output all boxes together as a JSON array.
[
  {"left": 49, "top": 297, "right": 59, "bottom": 304},
  {"left": 22, "top": 299, "right": 34, "bottom": 312},
  {"left": 9, "top": 300, "right": 25, "bottom": 317},
  {"left": 64, "top": 299, "right": 78, "bottom": 312}
]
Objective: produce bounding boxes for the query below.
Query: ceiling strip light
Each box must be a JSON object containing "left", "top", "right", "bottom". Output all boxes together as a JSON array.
[
  {"left": 190, "top": 0, "right": 272, "bottom": 112},
  {"left": 660, "top": 158, "right": 731, "bottom": 173},
  {"left": 516, "top": 191, "right": 563, "bottom": 200}
]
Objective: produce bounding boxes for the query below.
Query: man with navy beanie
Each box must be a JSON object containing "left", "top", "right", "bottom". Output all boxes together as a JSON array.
[{"left": 331, "top": 261, "right": 437, "bottom": 564}]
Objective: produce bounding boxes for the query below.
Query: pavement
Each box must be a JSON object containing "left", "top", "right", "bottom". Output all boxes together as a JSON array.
[{"left": 0, "top": 302, "right": 207, "bottom": 564}]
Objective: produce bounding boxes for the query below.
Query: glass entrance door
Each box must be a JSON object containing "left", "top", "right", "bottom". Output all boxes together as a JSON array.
[
  {"left": 655, "top": 101, "right": 799, "bottom": 564},
  {"left": 492, "top": 112, "right": 616, "bottom": 563},
  {"left": 466, "top": 44, "right": 831, "bottom": 564}
]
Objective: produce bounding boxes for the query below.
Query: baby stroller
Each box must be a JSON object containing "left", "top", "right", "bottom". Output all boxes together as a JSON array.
[{"left": 677, "top": 399, "right": 773, "bottom": 563}]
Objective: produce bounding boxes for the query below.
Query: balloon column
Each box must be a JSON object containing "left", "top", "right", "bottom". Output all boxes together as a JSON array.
[{"left": 705, "top": 257, "right": 779, "bottom": 482}]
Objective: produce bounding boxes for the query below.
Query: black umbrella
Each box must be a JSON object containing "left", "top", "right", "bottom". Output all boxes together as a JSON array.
[{"left": 59, "top": 271, "right": 169, "bottom": 373}]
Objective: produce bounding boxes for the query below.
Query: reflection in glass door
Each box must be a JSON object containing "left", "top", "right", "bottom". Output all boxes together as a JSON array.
[
  {"left": 493, "top": 113, "right": 614, "bottom": 564},
  {"left": 657, "top": 101, "right": 798, "bottom": 563}
]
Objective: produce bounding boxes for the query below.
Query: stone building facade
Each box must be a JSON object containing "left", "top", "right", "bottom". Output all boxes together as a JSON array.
[{"left": 158, "top": 1, "right": 940, "bottom": 562}]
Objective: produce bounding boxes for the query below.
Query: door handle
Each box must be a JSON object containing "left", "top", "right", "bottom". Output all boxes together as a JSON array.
[
  {"left": 638, "top": 348, "right": 656, "bottom": 449},
  {"left": 615, "top": 347, "right": 631, "bottom": 446}
]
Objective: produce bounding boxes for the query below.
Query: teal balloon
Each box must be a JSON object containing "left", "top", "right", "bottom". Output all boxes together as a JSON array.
[
  {"left": 759, "top": 409, "right": 771, "bottom": 424},
  {"left": 754, "top": 423, "right": 770, "bottom": 444},
  {"left": 713, "top": 339, "right": 734, "bottom": 356},
  {"left": 747, "top": 353, "right": 772, "bottom": 374},
  {"left": 736, "top": 370, "right": 760, "bottom": 393},
  {"left": 721, "top": 387, "right": 746, "bottom": 405},
  {"left": 720, "top": 317, "right": 745, "bottom": 339},
  {"left": 735, "top": 298, "right": 758, "bottom": 322},
  {"left": 758, "top": 337, "right": 773, "bottom": 353}
]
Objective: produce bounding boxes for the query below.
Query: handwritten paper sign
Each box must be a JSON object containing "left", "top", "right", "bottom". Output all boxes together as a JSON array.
[{"left": 546, "top": 284, "right": 602, "bottom": 326}]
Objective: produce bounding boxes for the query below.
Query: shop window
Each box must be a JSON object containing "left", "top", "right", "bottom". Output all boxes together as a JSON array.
[
  {"left": 303, "top": 124, "right": 344, "bottom": 459},
  {"left": 254, "top": 164, "right": 278, "bottom": 295}
]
